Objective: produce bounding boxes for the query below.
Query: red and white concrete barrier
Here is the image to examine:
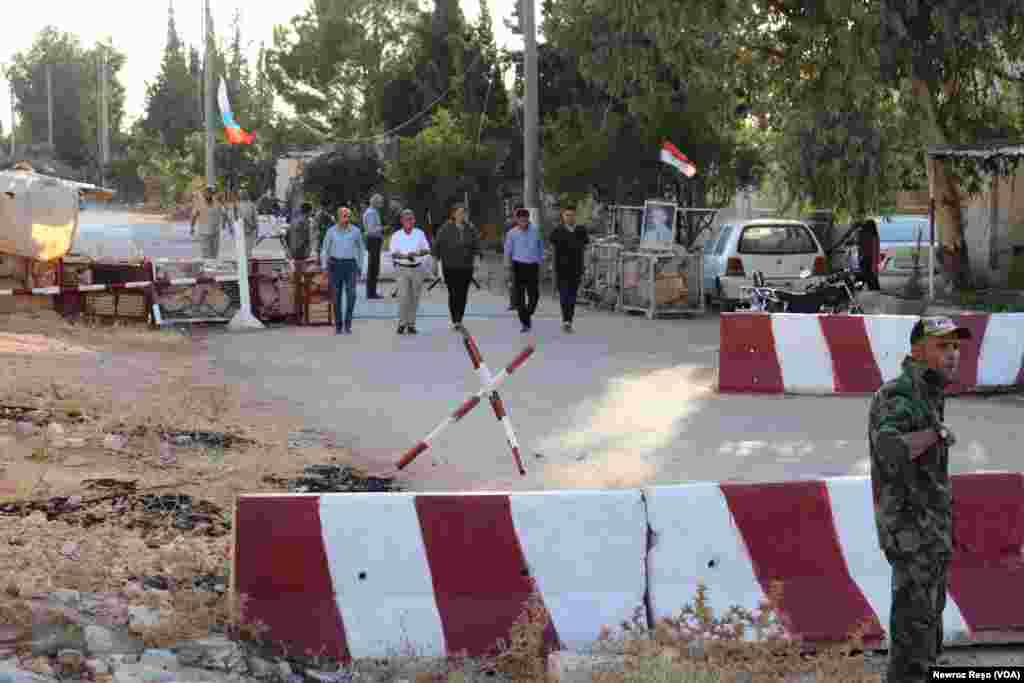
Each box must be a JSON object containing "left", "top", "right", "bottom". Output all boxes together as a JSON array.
[
  {"left": 718, "top": 313, "right": 1024, "bottom": 394},
  {"left": 234, "top": 490, "right": 647, "bottom": 661},
  {"left": 644, "top": 473, "right": 1024, "bottom": 647}
]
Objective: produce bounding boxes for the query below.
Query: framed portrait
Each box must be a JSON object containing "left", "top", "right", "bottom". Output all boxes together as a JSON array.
[{"left": 641, "top": 200, "right": 678, "bottom": 246}]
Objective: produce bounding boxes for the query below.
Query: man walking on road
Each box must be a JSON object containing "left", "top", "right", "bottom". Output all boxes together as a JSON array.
[
  {"left": 191, "top": 186, "right": 223, "bottom": 260},
  {"left": 504, "top": 206, "right": 544, "bottom": 333},
  {"left": 391, "top": 209, "right": 431, "bottom": 335},
  {"left": 363, "top": 194, "right": 386, "bottom": 299},
  {"left": 869, "top": 316, "right": 971, "bottom": 683},
  {"left": 432, "top": 203, "right": 481, "bottom": 332},
  {"left": 320, "top": 207, "right": 365, "bottom": 335},
  {"left": 549, "top": 205, "right": 590, "bottom": 333}
]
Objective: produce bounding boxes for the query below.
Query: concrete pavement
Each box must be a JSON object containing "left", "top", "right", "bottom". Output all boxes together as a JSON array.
[
  {"left": 201, "top": 285, "right": 1023, "bottom": 492},
  {"left": 74, "top": 210, "right": 1021, "bottom": 492}
]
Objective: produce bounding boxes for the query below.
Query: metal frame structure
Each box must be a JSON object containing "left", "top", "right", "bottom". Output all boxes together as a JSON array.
[{"left": 617, "top": 247, "right": 706, "bottom": 319}]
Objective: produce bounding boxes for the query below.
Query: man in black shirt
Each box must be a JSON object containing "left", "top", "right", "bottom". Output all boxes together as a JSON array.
[{"left": 549, "top": 206, "right": 590, "bottom": 333}]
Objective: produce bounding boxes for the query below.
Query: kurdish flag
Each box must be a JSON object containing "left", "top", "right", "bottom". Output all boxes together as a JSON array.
[
  {"left": 218, "top": 78, "right": 255, "bottom": 145},
  {"left": 660, "top": 141, "right": 697, "bottom": 177}
]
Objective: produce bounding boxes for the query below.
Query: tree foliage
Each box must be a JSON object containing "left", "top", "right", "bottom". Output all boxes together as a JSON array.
[
  {"left": 6, "top": 27, "right": 127, "bottom": 168},
  {"left": 266, "top": 0, "right": 420, "bottom": 137},
  {"left": 143, "top": 3, "right": 201, "bottom": 153},
  {"left": 383, "top": 108, "right": 499, "bottom": 224}
]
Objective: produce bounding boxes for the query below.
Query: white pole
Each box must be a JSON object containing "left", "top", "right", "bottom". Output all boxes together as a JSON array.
[{"left": 228, "top": 217, "right": 264, "bottom": 330}]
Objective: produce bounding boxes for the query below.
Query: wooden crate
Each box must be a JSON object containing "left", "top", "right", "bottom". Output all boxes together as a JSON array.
[
  {"left": 84, "top": 291, "right": 150, "bottom": 321},
  {"left": 655, "top": 273, "right": 688, "bottom": 305},
  {"left": 305, "top": 300, "right": 334, "bottom": 326}
]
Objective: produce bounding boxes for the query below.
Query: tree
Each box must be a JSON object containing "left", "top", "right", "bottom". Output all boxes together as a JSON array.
[
  {"left": 302, "top": 151, "right": 383, "bottom": 209},
  {"left": 266, "top": 0, "right": 420, "bottom": 137},
  {"left": 383, "top": 107, "right": 499, "bottom": 225},
  {"left": 540, "top": 0, "right": 759, "bottom": 208},
  {"left": 6, "top": 27, "right": 127, "bottom": 169},
  {"left": 143, "top": 2, "right": 201, "bottom": 152}
]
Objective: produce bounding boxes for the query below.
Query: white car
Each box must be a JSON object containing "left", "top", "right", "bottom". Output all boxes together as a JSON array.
[{"left": 703, "top": 219, "right": 828, "bottom": 310}]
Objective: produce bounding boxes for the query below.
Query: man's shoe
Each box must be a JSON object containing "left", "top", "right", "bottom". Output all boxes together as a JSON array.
[
  {"left": 397, "top": 325, "right": 406, "bottom": 335},
  {"left": 563, "top": 322, "right": 574, "bottom": 333},
  {"left": 453, "top": 323, "right": 463, "bottom": 332},
  {"left": 521, "top": 324, "right": 530, "bottom": 334},
  {"left": 345, "top": 325, "right": 352, "bottom": 334},
  {"left": 335, "top": 328, "right": 343, "bottom": 335},
  {"left": 407, "top": 326, "right": 418, "bottom": 335}
]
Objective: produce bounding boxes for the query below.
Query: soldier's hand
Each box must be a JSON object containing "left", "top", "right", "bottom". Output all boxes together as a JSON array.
[{"left": 938, "top": 424, "right": 957, "bottom": 449}]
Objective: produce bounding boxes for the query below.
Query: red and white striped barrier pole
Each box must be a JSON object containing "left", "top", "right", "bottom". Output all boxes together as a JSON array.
[
  {"left": 461, "top": 329, "right": 527, "bottom": 476},
  {"left": 0, "top": 281, "right": 153, "bottom": 297},
  {"left": 395, "top": 343, "right": 535, "bottom": 471}
]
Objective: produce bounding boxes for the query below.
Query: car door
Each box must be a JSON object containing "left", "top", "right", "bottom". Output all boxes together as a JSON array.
[{"left": 704, "top": 223, "right": 734, "bottom": 294}]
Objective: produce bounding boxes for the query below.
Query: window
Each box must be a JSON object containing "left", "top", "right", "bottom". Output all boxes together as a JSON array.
[
  {"left": 738, "top": 225, "right": 818, "bottom": 254},
  {"left": 714, "top": 225, "right": 735, "bottom": 255},
  {"left": 879, "top": 219, "right": 928, "bottom": 243}
]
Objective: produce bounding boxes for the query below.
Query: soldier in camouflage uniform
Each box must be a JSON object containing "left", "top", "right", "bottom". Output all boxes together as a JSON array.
[{"left": 868, "top": 316, "right": 971, "bottom": 682}]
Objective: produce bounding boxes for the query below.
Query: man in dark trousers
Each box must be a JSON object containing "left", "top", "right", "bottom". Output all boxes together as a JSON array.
[
  {"left": 858, "top": 219, "right": 881, "bottom": 291},
  {"left": 362, "top": 194, "right": 386, "bottom": 299},
  {"left": 504, "top": 206, "right": 545, "bottom": 333},
  {"left": 869, "top": 316, "right": 971, "bottom": 683},
  {"left": 549, "top": 205, "right": 590, "bottom": 333}
]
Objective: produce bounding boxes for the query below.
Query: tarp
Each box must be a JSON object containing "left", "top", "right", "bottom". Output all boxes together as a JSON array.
[{"left": 0, "top": 170, "right": 82, "bottom": 262}]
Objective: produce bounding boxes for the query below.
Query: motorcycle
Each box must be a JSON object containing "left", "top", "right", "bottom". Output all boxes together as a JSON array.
[{"left": 739, "top": 269, "right": 865, "bottom": 314}]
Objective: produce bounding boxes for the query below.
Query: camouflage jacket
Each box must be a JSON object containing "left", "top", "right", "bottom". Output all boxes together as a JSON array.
[{"left": 868, "top": 357, "right": 953, "bottom": 560}]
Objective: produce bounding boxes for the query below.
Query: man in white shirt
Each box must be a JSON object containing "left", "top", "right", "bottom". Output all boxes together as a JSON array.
[{"left": 390, "top": 209, "right": 431, "bottom": 335}]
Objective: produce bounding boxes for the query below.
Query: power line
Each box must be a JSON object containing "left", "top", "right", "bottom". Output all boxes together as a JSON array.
[{"left": 296, "top": 51, "right": 488, "bottom": 145}]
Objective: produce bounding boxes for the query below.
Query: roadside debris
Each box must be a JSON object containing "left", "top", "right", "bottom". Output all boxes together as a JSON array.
[
  {"left": 0, "top": 479, "right": 231, "bottom": 537},
  {"left": 263, "top": 464, "right": 399, "bottom": 493}
]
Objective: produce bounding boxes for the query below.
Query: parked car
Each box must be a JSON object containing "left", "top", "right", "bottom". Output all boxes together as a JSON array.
[
  {"left": 703, "top": 219, "right": 828, "bottom": 310},
  {"left": 843, "top": 214, "right": 940, "bottom": 273}
]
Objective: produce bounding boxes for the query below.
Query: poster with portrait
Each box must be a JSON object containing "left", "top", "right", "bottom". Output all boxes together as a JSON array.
[{"left": 641, "top": 200, "right": 677, "bottom": 247}]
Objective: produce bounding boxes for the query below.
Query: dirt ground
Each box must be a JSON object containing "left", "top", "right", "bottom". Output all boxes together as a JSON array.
[{"left": 0, "top": 310, "right": 364, "bottom": 514}]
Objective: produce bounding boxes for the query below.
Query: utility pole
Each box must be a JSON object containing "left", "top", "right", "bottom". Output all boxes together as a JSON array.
[
  {"left": 46, "top": 63, "right": 54, "bottom": 149},
  {"left": 103, "top": 57, "right": 110, "bottom": 179},
  {"left": 204, "top": 0, "right": 216, "bottom": 189},
  {"left": 9, "top": 82, "right": 15, "bottom": 158},
  {"left": 97, "top": 56, "right": 103, "bottom": 183},
  {"left": 521, "top": 0, "right": 540, "bottom": 222}
]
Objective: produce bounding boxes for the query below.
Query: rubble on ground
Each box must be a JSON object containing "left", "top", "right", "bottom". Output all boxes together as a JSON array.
[
  {"left": 262, "top": 465, "right": 399, "bottom": 494},
  {"left": 0, "top": 480, "right": 231, "bottom": 537},
  {"left": 0, "top": 586, "right": 512, "bottom": 683}
]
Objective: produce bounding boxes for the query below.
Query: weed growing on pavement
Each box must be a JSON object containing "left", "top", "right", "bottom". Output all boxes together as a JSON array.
[
  {"left": 592, "top": 581, "right": 881, "bottom": 683},
  {"left": 0, "top": 311, "right": 189, "bottom": 353}
]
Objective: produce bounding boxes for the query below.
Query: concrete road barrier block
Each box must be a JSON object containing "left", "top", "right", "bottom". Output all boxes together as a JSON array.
[
  {"left": 643, "top": 473, "right": 1024, "bottom": 647},
  {"left": 233, "top": 490, "right": 647, "bottom": 661},
  {"left": 718, "top": 312, "right": 1024, "bottom": 395}
]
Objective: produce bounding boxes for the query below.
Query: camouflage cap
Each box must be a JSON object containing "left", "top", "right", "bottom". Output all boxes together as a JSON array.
[{"left": 910, "top": 316, "right": 972, "bottom": 345}]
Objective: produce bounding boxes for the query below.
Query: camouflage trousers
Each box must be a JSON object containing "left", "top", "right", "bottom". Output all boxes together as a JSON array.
[{"left": 887, "top": 554, "right": 950, "bottom": 683}]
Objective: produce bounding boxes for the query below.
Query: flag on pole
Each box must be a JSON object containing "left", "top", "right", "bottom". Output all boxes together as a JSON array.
[
  {"left": 218, "top": 78, "right": 255, "bottom": 145},
  {"left": 660, "top": 141, "right": 697, "bottom": 177}
]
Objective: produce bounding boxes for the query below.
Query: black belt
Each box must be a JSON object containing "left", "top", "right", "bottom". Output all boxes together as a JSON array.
[
  {"left": 397, "top": 263, "right": 421, "bottom": 268},
  {"left": 329, "top": 257, "right": 356, "bottom": 263}
]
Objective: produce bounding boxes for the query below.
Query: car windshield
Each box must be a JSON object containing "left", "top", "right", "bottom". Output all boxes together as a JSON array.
[
  {"left": 878, "top": 217, "right": 928, "bottom": 243},
  {"left": 738, "top": 225, "right": 817, "bottom": 254}
]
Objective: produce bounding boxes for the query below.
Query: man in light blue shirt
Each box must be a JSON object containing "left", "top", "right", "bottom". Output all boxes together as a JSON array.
[
  {"left": 320, "top": 207, "right": 365, "bottom": 335},
  {"left": 504, "top": 206, "right": 545, "bottom": 333},
  {"left": 362, "top": 194, "right": 385, "bottom": 299}
]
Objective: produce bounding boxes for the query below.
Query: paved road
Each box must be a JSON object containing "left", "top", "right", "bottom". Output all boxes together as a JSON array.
[
  {"left": 77, "top": 211, "right": 1022, "bottom": 492},
  {"left": 201, "top": 287, "right": 1023, "bottom": 492}
]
